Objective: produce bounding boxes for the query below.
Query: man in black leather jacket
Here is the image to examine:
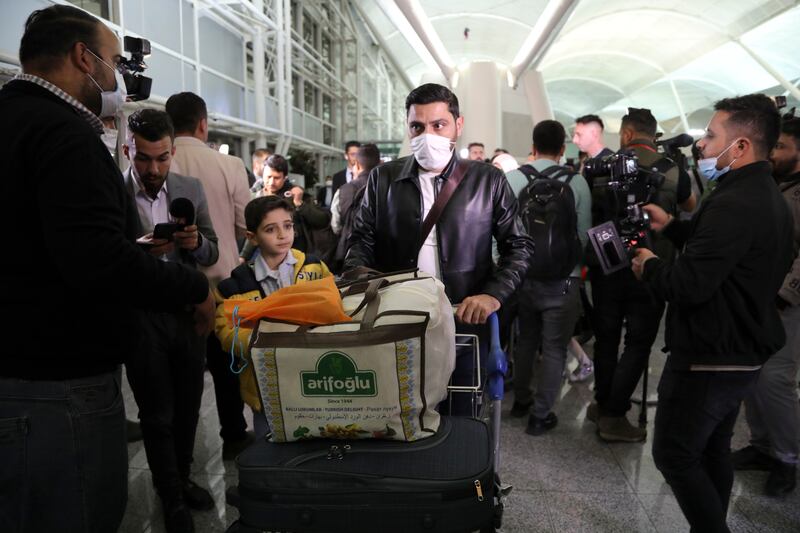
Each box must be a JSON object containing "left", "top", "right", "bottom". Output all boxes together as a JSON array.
[{"left": 345, "top": 83, "right": 533, "bottom": 414}]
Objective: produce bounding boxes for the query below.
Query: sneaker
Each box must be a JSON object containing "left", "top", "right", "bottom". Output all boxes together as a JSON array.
[
  {"left": 181, "top": 479, "right": 215, "bottom": 511},
  {"left": 598, "top": 415, "right": 646, "bottom": 442},
  {"left": 526, "top": 412, "right": 558, "bottom": 436},
  {"left": 509, "top": 401, "right": 532, "bottom": 418},
  {"left": 731, "top": 445, "right": 776, "bottom": 471},
  {"left": 222, "top": 431, "right": 255, "bottom": 461},
  {"left": 765, "top": 462, "right": 797, "bottom": 497},
  {"left": 568, "top": 362, "right": 594, "bottom": 383},
  {"left": 586, "top": 403, "right": 599, "bottom": 424}
]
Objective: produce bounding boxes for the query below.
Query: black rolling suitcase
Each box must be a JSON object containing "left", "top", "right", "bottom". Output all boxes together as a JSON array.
[
  {"left": 226, "top": 313, "right": 509, "bottom": 533},
  {"left": 226, "top": 416, "right": 500, "bottom": 533}
]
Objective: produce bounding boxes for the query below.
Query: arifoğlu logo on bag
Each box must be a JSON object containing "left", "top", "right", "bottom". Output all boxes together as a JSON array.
[{"left": 300, "top": 351, "right": 377, "bottom": 397}]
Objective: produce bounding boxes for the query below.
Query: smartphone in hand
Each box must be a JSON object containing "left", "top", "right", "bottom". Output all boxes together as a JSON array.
[{"left": 153, "top": 222, "right": 183, "bottom": 241}]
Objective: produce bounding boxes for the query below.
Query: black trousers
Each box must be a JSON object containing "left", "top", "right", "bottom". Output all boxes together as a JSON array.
[
  {"left": 653, "top": 359, "right": 759, "bottom": 533},
  {"left": 126, "top": 311, "right": 205, "bottom": 500},
  {"left": 206, "top": 333, "right": 248, "bottom": 441},
  {"left": 590, "top": 267, "right": 665, "bottom": 416}
]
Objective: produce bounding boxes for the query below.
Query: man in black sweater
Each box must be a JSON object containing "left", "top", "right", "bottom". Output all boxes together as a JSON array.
[
  {"left": 0, "top": 7, "right": 212, "bottom": 533},
  {"left": 632, "top": 94, "right": 794, "bottom": 533}
]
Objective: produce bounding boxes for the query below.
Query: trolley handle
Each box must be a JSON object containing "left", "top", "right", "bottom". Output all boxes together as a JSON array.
[
  {"left": 485, "top": 313, "right": 508, "bottom": 402},
  {"left": 450, "top": 306, "right": 508, "bottom": 402}
]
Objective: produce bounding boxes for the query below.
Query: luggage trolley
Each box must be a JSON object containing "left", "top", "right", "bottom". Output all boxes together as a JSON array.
[{"left": 226, "top": 313, "right": 510, "bottom": 533}]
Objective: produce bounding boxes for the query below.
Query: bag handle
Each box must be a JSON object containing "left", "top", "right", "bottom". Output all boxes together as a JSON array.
[
  {"left": 418, "top": 161, "right": 467, "bottom": 251},
  {"left": 294, "top": 278, "right": 385, "bottom": 333}
]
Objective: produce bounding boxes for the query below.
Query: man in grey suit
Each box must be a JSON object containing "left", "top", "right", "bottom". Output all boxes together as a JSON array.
[{"left": 122, "top": 109, "right": 219, "bottom": 533}]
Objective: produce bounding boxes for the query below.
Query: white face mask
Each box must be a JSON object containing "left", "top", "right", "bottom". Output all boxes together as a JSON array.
[
  {"left": 101, "top": 127, "right": 118, "bottom": 154},
  {"left": 86, "top": 50, "right": 127, "bottom": 118},
  {"left": 410, "top": 133, "right": 454, "bottom": 171},
  {"left": 697, "top": 139, "right": 739, "bottom": 181}
]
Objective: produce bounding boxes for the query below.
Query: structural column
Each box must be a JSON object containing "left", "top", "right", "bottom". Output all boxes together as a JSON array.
[
  {"left": 521, "top": 69, "right": 553, "bottom": 127},
  {"left": 458, "top": 61, "right": 501, "bottom": 153}
]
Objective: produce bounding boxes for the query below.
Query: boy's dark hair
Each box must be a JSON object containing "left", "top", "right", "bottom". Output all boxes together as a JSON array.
[
  {"left": 621, "top": 107, "right": 658, "bottom": 138},
  {"left": 165, "top": 92, "right": 208, "bottom": 134},
  {"left": 575, "top": 114, "right": 605, "bottom": 130},
  {"left": 344, "top": 140, "right": 361, "bottom": 152},
  {"left": 356, "top": 143, "right": 381, "bottom": 174},
  {"left": 468, "top": 142, "right": 484, "bottom": 149},
  {"left": 20, "top": 5, "right": 101, "bottom": 70},
  {"left": 266, "top": 154, "right": 289, "bottom": 175},
  {"left": 532, "top": 120, "right": 566, "bottom": 156},
  {"left": 245, "top": 196, "right": 295, "bottom": 232},
  {"left": 714, "top": 94, "right": 782, "bottom": 158},
  {"left": 128, "top": 109, "right": 175, "bottom": 142},
  {"left": 781, "top": 117, "right": 800, "bottom": 149},
  {"left": 405, "top": 83, "right": 460, "bottom": 119}
]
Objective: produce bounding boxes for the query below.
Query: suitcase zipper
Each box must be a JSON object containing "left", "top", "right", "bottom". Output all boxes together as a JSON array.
[
  {"left": 474, "top": 479, "right": 484, "bottom": 502},
  {"left": 284, "top": 420, "right": 451, "bottom": 467}
]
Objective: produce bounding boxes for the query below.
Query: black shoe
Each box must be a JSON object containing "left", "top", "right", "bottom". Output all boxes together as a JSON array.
[
  {"left": 182, "top": 479, "right": 215, "bottom": 511},
  {"left": 126, "top": 420, "right": 143, "bottom": 443},
  {"left": 526, "top": 412, "right": 558, "bottom": 436},
  {"left": 222, "top": 431, "right": 256, "bottom": 461},
  {"left": 731, "top": 445, "right": 775, "bottom": 471},
  {"left": 765, "top": 462, "right": 796, "bottom": 497},
  {"left": 163, "top": 499, "right": 195, "bottom": 533},
  {"left": 509, "top": 401, "right": 531, "bottom": 418}
]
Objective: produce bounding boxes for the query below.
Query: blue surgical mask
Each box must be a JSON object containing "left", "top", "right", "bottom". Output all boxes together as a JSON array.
[{"left": 697, "top": 140, "right": 738, "bottom": 181}]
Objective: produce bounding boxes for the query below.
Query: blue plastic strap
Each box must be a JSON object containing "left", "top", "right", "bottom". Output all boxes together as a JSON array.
[
  {"left": 484, "top": 313, "right": 508, "bottom": 401},
  {"left": 229, "top": 305, "right": 248, "bottom": 375}
]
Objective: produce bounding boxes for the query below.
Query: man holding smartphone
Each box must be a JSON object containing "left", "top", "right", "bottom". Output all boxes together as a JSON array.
[{"left": 122, "top": 108, "right": 219, "bottom": 533}]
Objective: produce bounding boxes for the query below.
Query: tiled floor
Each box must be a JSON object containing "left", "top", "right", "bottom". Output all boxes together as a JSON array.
[{"left": 119, "top": 338, "right": 800, "bottom": 533}]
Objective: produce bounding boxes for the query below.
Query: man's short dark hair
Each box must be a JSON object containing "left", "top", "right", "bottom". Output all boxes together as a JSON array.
[
  {"left": 468, "top": 142, "right": 484, "bottom": 150},
  {"left": 494, "top": 148, "right": 509, "bottom": 154},
  {"left": 575, "top": 114, "right": 605, "bottom": 130},
  {"left": 405, "top": 83, "right": 460, "bottom": 119},
  {"left": 532, "top": 120, "right": 566, "bottom": 156},
  {"left": 19, "top": 5, "right": 101, "bottom": 70},
  {"left": 127, "top": 109, "right": 174, "bottom": 142},
  {"left": 165, "top": 92, "right": 208, "bottom": 134},
  {"left": 356, "top": 144, "right": 381, "bottom": 174},
  {"left": 344, "top": 140, "right": 361, "bottom": 152},
  {"left": 252, "top": 148, "right": 271, "bottom": 160},
  {"left": 245, "top": 196, "right": 295, "bottom": 233},
  {"left": 266, "top": 154, "right": 289, "bottom": 176},
  {"left": 621, "top": 107, "right": 658, "bottom": 138},
  {"left": 714, "top": 94, "right": 781, "bottom": 158},
  {"left": 781, "top": 117, "right": 800, "bottom": 149}
]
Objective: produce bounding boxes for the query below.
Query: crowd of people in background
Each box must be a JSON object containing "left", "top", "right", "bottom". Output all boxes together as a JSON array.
[{"left": 2, "top": 6, "right": 799, "bottom": 533}]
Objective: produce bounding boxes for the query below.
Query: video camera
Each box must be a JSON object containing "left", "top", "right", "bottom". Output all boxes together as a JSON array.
[
  {"left": 585, "top": 152, "right": 666, "bottom": 274},
  {"left": 119, "top": 36, "right": 152, "bottom": 101}
]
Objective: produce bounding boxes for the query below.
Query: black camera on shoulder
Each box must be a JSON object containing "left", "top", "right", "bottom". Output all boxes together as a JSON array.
[
  {"left": 586, "top": 152, "right": 665, "bottom": 274},
  {"left": 119, "top": 36, "right": 152, "bottom": 102}
]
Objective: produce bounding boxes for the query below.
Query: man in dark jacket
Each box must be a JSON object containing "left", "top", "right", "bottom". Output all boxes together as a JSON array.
[
  {"left": 345, "top": 83, "right": 533, "bottom": 415},
  {"left": 632, "top": 94, "right": 794, "bottom": 533},
  {"left": 0, "top": 6, "right": 212, "bottom": 533},
  {"left": 331, "top": 143, "right": 380, "bottom": 270}
]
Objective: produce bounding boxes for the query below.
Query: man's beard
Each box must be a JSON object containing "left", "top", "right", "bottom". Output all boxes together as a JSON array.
[
  {"left": 772, "top": 157, "right": 800, "bottom": 181},
  {"left": 79, "top": 70, "right": 103, "bottom": 116}
]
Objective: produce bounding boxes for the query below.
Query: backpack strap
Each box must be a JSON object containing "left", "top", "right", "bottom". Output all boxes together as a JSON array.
[{"left": 517, "top": 164, "right": 544, "bottom": 183}]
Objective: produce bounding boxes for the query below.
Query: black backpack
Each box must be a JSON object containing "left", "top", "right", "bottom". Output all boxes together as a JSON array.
[{"left": 518, "top": 164, "right": 581, "bottom": 279}]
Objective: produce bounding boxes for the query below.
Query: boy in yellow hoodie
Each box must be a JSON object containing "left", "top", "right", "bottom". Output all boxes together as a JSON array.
[{"left": 215, "top": 195, "right": 332, "bottom": 439}]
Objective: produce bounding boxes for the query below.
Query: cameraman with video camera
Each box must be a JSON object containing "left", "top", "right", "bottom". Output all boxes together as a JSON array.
[
  {"left": 587, "top": 107, "right": 692, "bottom": 442},
  {"left": 632, "top": 94, "right": 793, "bottom": 532},
  {"left": 0, "top": 6, "right": 213, "bottom": 532}
]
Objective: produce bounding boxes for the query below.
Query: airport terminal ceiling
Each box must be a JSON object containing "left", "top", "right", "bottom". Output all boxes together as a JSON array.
[{"left": 358, "top": 0, "right": 800, "bottom": 135}]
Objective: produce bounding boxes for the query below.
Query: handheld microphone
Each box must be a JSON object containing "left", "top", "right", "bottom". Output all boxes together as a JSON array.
[{"left": 169, "top": 197, "right": 195, "bottom": 226}]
